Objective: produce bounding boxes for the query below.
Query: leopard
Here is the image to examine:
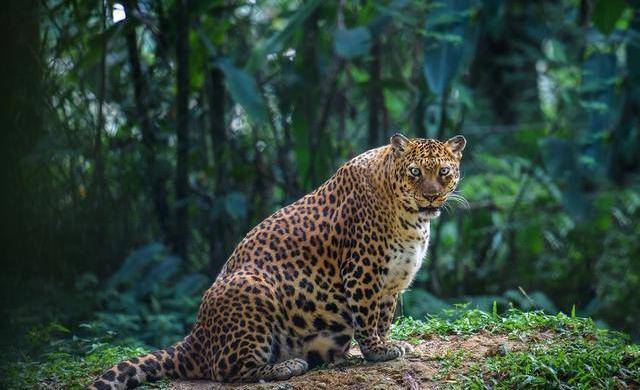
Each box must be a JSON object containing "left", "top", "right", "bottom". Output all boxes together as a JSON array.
[{"left": 89, "top": 133, "right": 467, "bottom": 389}]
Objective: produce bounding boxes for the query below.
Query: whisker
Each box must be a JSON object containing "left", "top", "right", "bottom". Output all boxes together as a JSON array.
[
  {"left": 442, "top": 196, "right": 470, "bottom": 212},
  {"left": 447, "top": 193, "right": 470, "bottom": 210}
]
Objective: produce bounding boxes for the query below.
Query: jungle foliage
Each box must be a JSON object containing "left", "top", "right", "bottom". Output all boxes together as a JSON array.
[{"left": 1, "top": 0, "right": 640, "bottom": 384}]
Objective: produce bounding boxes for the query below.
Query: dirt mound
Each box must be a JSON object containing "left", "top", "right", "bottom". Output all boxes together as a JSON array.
[{"left": 169, "top": 330, "right": 549, "bottom": 389}]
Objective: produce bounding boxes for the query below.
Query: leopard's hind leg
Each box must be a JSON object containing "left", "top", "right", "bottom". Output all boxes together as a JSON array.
[
  {"left": 207, "top": 273, "right": 309, "bottom": 382},
  {"left": 210, "top": 312, "right": 310, "bottom": 382}
]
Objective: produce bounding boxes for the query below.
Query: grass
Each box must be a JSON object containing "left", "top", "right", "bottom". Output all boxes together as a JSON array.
[
  {"left": 1, "top": 342, "right": 157, "bottom": 389},
  {"left": 0, "top": 322, "right": 170, "bottom": 389},
  {"left": 390, "top": 304, "right": 595, "bottom": 339},
  {"left": 390, "top": 306, "right": 640, "bottom": 389},
  {"left": 2, "top": 307, "right": 639, "bottom": 389},
  {"left": 469, "top": 338, "right": 640, "bottom": 389},
  {"left": 434, "top": 348, "right": 466, "bottom": 380}
]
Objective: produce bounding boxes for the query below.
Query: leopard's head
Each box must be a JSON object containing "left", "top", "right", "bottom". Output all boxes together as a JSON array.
[{"left": 389, "top": 133, "right": 467, "bottom": 218}]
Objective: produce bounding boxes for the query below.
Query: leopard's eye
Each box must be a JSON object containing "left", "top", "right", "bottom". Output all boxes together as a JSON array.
[
  {"left": 439, "top": 167, "right": 450, "bottom": 176},
  {"left": 409, "top": 167, "right": 421, "bottom": 177}
]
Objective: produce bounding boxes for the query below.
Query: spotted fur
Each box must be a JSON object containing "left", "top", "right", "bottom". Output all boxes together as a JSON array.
[{"left": 89, "top": 134, "right": 466, "bottom": 389}]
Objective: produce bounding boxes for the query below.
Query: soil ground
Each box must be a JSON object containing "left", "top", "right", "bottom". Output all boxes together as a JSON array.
[{"left": 168, "top": 330, "right": 552, "bottom": 389}]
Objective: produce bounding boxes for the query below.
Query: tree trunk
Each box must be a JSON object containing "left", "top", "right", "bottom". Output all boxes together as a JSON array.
[
  {"left": 415, "top": 91, "right": 427, "bottom": 138},
  {"left": 280, "top": 116, "right": 301, "bottom": 200},
  {"left": 436, "top": 87, "right": 449, "bottom": 139},
  {"left": 92, "top": 0, "right": 108, "bottom": 263},
  {"left": 0, "top": 0, "right": 44, "bottom": 274},
  {"left": 249, "top": 127, "right": 270, "bottom": 227},
  {"left": 124, "top": 5, "right": 172, "bottom": 245},
  {"left": 174, "top": 0, "right": 190, "bottom": 261},
  {"left": 207, "top": 66, "right": 228, "bottom": 275},
  {"left": 368, "top": 39, "right": 383, "bottom": 148},
  {"left": 302, "top": 11, "right": 320, "bottom": 186}
]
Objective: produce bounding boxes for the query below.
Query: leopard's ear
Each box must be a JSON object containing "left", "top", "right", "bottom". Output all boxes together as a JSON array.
[
  {"left": 446, "top": 135, "right": 466, "bottom": 157},
  {"left": 390, "top": 133, "right": 409, "bottom": 157}
]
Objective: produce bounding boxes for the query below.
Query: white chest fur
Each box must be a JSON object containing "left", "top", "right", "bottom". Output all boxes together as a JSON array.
[{"left": 384, "top": 222, "right": 430, "bottom": 294}]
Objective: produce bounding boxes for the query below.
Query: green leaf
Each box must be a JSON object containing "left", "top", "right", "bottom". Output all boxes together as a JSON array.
[
  {"left": 216, "top": 58, "right": 267, "bottom": 123},
  {"left": 333, "top": 0, "right": 411, "bottom": 59},
  {"left": 189, "top": 30, "right": 205, "bottom": 90},
  {"left": 538, "top": 137, "right": 590, "bottom": 218},
  {"left": 592, "top": 0, "right": 626, "bottom": 35},
  {"left": 581, "top": 52, "right": 619, "bottom": 177},
  {"left": 626, "top": 16, "right": 640, "bottom": 102},
  {"left": 334, "top": 27, "right": 372, "bottom": 59},
  {"left": 224, "top": 192, "right": 248, "bottom": 221},
  {"left": 247, "top": 0, "right": 322, "bottom": 70},
  {"left": 75, "top": 23, "right": 124, "bottom": 71},
  {"left": 368, "top": 0, "right": 412, "bottom": 35},
  {"left": 291, "top": 112, "right": 311, "bottom": 188},
  {"left": 423, "top": 0, "right": 476, "bottom": 97}
]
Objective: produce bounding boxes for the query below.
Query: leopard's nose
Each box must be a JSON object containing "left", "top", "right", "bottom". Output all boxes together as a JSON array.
[{"left": 423, "top": 194, "right": 439, "bottom": 202}]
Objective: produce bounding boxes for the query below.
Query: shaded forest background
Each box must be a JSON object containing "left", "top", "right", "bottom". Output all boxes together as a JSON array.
[{"left": 1, "top": 0, "right": 640, "bottom": 365}]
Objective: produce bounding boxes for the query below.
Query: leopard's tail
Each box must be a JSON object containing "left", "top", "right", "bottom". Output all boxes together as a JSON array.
[{"left": 88, "top": 333, "right": 206, "bottom": 390}]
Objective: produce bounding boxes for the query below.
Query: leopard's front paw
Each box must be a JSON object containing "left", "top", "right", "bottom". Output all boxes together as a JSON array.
[{"left": 360, "top": 341, "right": 405, "bottom": 362}]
